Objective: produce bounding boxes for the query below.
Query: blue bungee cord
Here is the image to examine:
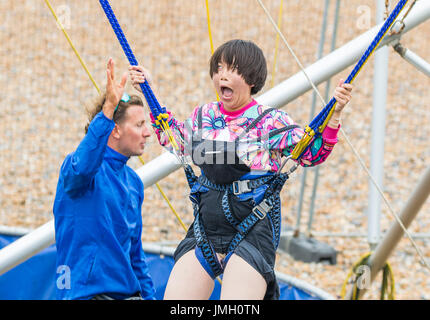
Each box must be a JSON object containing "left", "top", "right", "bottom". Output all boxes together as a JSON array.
[
  {"left": 99, "top": 0, "right": 165, "bottom": 119},
  {"left": 292, "top": 0, "right": 409, "bottom": 160}
]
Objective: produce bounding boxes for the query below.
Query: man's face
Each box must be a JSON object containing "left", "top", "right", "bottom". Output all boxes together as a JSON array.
[{"left": 116, "top": 105, "right": 151, "bottom": 157}]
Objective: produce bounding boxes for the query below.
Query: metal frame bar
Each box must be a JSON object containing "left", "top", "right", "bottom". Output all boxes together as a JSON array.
[
  {"left": 346, "top": 165, "right": 430, "bottom": 299},
  {"left": 393, "top": 42, "right": 430, "bottom": 77},
  {"left": 1, "top": 1, "right": 429, "bottom": 277},
  {"left": 367, "top": 0, "right": 390, "bottom": 249}
]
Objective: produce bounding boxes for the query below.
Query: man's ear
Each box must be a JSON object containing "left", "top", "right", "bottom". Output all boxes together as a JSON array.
[{"left": 111, "top": 124, "right": 121, "bottom": 139}]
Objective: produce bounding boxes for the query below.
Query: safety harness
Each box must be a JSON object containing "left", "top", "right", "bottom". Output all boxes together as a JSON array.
[{"left": 183, "top": 105, "right": 299, "bottom": 279}]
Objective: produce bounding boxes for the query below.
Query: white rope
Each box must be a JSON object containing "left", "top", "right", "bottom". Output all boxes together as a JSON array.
[{"left": 256, "top": 0, "right": 430, "bottom": 270}]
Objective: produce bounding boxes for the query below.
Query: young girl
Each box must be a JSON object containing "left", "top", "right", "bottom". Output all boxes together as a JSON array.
[{"left": 130, "top": 39, "right": 352, "bottom": 300}]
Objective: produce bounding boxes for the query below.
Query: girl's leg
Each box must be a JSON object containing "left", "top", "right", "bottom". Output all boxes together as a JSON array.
[
  {"left": 164, "top": 249, "right": 215, "bottom": 300},
  {"left": 220, "top": 254, "right": 267, "bottom": 300}
]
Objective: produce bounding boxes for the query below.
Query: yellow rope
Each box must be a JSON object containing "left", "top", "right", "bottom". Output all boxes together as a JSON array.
[
  {"left": 205, "top": 0, "right": 215, "bottom": 55},
  {"left": 270, "top": 0, "right": 284, "bottom": 88},
  {"left": 205, "top": 0, "right": 220, "bottom": 101},
  {"left": 340, "top": 252, "right": 395, "bottom": 300},
  {"left": 44, "top": 0, "right": 187, "bottom": 233},
  {"left": 44, "top": 0, "right": 100, "bottom": 94},
  {"left": 136, "top": 158, "right": 187, "bottom": 232}
]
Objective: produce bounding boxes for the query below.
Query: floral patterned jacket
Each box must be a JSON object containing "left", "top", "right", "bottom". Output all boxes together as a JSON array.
[{"left": 150, "top": 99, "right": 339, "bottom": 172}]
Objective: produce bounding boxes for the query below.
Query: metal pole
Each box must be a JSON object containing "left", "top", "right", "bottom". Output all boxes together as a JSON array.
[
  {"left": 0, "top": 220, "right": 55, "bottom": 276},
  {"left": 256, "top": 0, "right": 430, "bottom": 107},
  {"left": 307, "top": 0, "right": 341, "bottom": 236},
  {"left": 0, "top": 156, "right": 179, "bottom": 276},
  {"left": 0, "top": 1, "right": 429, "bottom": 276},
  {"left": 346, "top": 165, "right": 430, "bottom": 300},
  {"left": 308, "top": 232, "right": 430, "bottom": 239},
  {"left": 367, "top": 0, "right": 389, "bottom": 249},
  {"left": 296, "top": 0, "right": 330, "bottom": 235},
  {"left": 134, "top": 151, "right": 182, "bottom": 187},
  {"left": 393, "top": 42, "right": 430, "bottom": 78}
]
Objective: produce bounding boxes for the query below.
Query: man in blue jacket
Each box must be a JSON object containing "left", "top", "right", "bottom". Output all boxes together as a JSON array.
[{"left": 53, "top": 58, "right": 155, "bottom": 300}]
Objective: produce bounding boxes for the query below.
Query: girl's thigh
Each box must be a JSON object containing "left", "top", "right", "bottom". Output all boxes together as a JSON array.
[
  {"left": 220, "top": 253, "right": 267, "bottom": 300},
  {"left": 163, "top": 249, "right": 215, "bottom": 300}
]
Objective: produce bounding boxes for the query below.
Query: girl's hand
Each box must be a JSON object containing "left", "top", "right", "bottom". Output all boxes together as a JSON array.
[
  {"left": 327, "top": 79, "right": 353, "bottom": 128},
  {"left": 129, "top": 65, "right": 153, "bottom": 93},
  {"left": 103, "top": 58, "right": 128, "bottom": 119},
  {"left": 333, "top": 78, "right": 353, "bottom": 112}
]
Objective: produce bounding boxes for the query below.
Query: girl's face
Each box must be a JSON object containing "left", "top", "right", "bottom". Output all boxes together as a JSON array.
[{"left": 212, "top": 60, "right": 254, "bottom": 112}]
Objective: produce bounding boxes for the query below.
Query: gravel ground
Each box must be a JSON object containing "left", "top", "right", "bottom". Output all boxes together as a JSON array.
[{"left": 0, "top": 0, "right": 429, "bottom": 299}]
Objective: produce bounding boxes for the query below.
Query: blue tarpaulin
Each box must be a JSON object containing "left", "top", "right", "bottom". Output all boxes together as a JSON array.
[{"left": 0, "top": 235, "right": 320, "bottom": 300}]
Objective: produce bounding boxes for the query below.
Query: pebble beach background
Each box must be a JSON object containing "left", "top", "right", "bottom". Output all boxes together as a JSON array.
[{"left": 0, "top": 0, "right": 429, "bottom": 299}]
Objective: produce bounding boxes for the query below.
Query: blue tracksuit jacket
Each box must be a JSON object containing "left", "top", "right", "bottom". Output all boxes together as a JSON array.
[{"left": 53, "top": 111, "right": 155, "bottom": 300}]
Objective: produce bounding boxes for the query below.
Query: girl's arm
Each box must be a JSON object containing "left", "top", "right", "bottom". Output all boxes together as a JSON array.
[{"left": 270, "top": 79, "right": 352, "bottom": 167}]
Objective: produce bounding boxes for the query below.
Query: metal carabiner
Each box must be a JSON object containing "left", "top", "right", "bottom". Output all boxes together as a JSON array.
[{"left": 277, "top": 155, "right": 299, "bottom": 175}]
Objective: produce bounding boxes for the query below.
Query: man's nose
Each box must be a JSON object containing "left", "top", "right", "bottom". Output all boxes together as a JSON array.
[{"left": 143, "top": 125, "right": 151, "bottom": 138}]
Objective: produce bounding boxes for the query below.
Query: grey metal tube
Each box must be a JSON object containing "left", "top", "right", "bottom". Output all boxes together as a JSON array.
[
  {"left": 367, "top": 0, "right": 389, "bottom": 249},
  {"left": 0, "top": 1, "right": 429, "bottom": 277},
  {"left": 307, "top": 0, "right": 341, "bottom": 236},
  {"left": 393, "top": 43, "right": 430, "bottom": 77},
  {"left": 296, "top": 0, "right": 330, "bottom": 233},
  {"left": 134, "top": 151, "right": 182, "bottom": 187},
  {"left": 0, "top": 154, "right": 181, "bottom": 276},
  {"left": 346, "top": 165, "right": 430, "bottom": 300},
  {"left": 0, "top": 220, "right": 55, "bottom": 276},
  {"left": 256, "top": 0, "right": 430, "bottom": 108}
]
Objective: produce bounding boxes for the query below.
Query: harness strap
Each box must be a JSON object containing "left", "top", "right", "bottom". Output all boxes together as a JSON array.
[
  {"left": 232, "top": 174, "right": 275, "bottom": 195},
  {"left": 198, "top": 174, "right": 274, "bottom": 193},
  {"left": 237, "top": 107, "right": 276, "bottom": 140},
  {"left": 183, "top": 164, "right": 198, "bottom": 191},
  {"left": 193, "top": 211, "right": 224, "bottom": 278},
  {"left": 183, "top": 105, "right": 294, "bottom": 278},
  {"left": 222, "top": 188, "right": 241, "bottom": 227}
]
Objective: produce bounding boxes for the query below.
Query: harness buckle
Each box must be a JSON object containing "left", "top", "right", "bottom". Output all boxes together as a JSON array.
[
  {"left": 252, "top": 199, "right": 272, "bottom": 220},
  {"left": 232, "top": 180, "right": 252, "bottom": 195}
]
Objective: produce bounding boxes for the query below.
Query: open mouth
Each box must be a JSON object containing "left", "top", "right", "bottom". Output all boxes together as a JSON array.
[{"left": 220, "top": 85, "right": 233, "bottom": 100}]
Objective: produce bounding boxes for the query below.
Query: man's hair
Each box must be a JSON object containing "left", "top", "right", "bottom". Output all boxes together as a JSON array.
[
  {"left": 209, "top": 39, "right": 267, "bottom": 95},
  {"left": 85, "top": 92, "right": 144, "bottom": 134}
]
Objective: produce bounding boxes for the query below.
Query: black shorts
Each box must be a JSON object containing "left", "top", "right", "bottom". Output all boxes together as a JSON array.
[{"left": 174, "top": 189, "right": 280, "bottom": 300}]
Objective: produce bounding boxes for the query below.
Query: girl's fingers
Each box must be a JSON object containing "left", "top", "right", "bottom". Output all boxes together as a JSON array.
[
  {"left": 342, "top": 83, "right": 353, "bottom": 91},
  {"left": 334, "top": 92, "right": 346, "bottom": 102},
  {"left": 129, "top": 65, "right": 144, "bottom": 73},
  {"left": 337, "top": 87, "right": 351, "bottom": 96},
  {"left": 130, "top": 71, "right": 145, "bottom": 79},
  {"left": 131, "top": 75, "right": 146, "bottom": 84}
]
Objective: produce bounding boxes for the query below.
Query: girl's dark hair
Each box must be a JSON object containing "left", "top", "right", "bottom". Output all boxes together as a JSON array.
[
  {"left": 209, "top": 39, "right": 267, "bottom": 95},
  {"left": 85, "top": 92, "right": 144, "bottom": 134}
]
